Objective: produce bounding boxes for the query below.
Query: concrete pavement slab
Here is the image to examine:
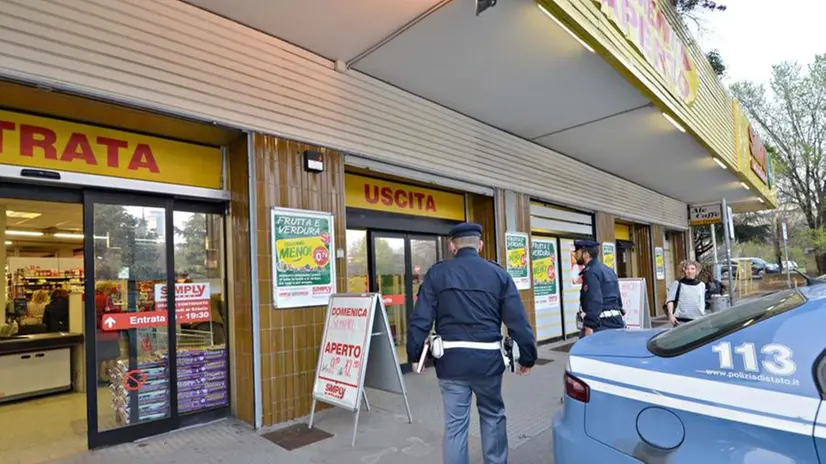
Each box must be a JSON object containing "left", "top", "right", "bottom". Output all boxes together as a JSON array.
[{"left": 51, "top": 343, "right": 569, "bottom": 464}]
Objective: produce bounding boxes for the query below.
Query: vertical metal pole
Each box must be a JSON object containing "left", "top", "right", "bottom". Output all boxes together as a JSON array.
[
  {"left": 722, "top": 198, "right": 735, "bottom": 306},
  {"left": 352, "top": 406, "right": 361, "bottom": 447},
  {"left": 362, "top": 390, "right": 371, "bottom": 411},
  {"left": 308, "top": 399, "right": 317, "bottom": 429},
  {"left": 710, "top": 223, "right": 718, "bottom": 265},
  {"left": 782, "top": 222, "right": 791, "bottom": 288},
  {"left": 247, "top": 134, "right": 263, "bottom": 429}
]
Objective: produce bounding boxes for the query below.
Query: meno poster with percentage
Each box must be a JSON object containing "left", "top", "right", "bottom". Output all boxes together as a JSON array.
[{"left": 271, "top": 208, "right": 337, "bottom": 309}]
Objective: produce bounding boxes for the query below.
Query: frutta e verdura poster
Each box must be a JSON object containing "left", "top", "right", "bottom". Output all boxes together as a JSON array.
[{"left": 271, "top": 208, "right": 336, "bottom": 308}]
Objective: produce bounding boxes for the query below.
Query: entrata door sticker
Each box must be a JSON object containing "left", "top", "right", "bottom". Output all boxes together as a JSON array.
[
  {"left": 271, "top": 208, "right": 336, "bottom": 309},
  {"left": 100, "top": 282, "right": 212, "bottom": 331}
]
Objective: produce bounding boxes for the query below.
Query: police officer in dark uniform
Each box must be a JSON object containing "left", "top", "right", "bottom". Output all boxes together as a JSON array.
[
  {"left": 574, "top": 239, "right": 625, "bottom": 337},
  {"left": 407, "top": 222, "right": 537, "bottom": 464}
]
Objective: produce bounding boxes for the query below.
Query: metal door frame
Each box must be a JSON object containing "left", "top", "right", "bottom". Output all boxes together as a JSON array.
[{"left": 83, "top": 190, "right": 177, "bottom": 448}]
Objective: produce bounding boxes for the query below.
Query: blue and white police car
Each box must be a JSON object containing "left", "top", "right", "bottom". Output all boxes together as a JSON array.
[{"left": 553, "top": 283, "right": 826, "bottom": 463}]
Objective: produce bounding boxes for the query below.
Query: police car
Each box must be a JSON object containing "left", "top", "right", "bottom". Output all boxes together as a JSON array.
[{"left": 553, "top": 283, "right": 826, "bottom": 463}]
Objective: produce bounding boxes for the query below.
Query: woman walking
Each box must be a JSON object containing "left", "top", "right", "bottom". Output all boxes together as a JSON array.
[{"left": 666, "top": 260, "right": 706, "bottom": 326}]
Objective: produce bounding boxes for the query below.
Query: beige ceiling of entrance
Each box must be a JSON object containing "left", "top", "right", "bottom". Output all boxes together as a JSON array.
[{"left": 182, "top": 0, "right": 760, "bottom": 208}]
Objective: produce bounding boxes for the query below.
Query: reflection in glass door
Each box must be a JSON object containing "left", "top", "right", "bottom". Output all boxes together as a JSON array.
[
  {"left": 368, "top": 233, "right": 442, "bottom": 367},
  {"left": 84, "top": 193, "right": 180, "bottom": 448},
  {"left": 371, "top": 234, "right": 407, "bottom": 363}
]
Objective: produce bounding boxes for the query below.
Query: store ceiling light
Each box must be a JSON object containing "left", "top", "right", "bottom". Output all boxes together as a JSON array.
[
  {"left": 54, "top": 232, "right": 84, "bottom": 239},
  {"left": 758, "top": 198, "right": 765, "bottom": 204},
  {"left": 537, "top": 4, "right": 595, "bottom": 53},
  {"left": 713, "top": 158, "right": 727, "bottom": 169},
  {"left": 5, "top": 230, "right": 44, "bottom": 237},
  {"left": 4, "top": 240, "right": 10, "bottom": 246},
  {"left": 6, "top": 210, "right": 42, "bottom": 219},
  {"left": 662, "top": 112, "right": 686, "bottom": 132},
  {"left": 740, "top": 182, "right": 751, "bottom": 190}
]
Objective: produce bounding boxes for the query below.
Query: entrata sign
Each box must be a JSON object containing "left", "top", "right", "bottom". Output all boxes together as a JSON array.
[
  {"left": 0, "top": 109, "right": 223, "bottom": 189},
  {"left": 344, "top": 173, "right": 466, "bottom": 221},
  {"left": 592, "top": 0, "right": 699, "bottom": 105},
  {"left": 689, "top": 204, "right": 722, "bottom": 226},
  {"left": 102, "top": 283, "right": 212, "bottom": 331}
]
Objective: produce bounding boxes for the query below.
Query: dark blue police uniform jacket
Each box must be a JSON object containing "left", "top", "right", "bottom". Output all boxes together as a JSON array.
[
  {"left": 580, "top": 259, "right": 625, "bottom": 331},
  {"left": 406, "top": 248, "right": 538, "bottom": 379}
]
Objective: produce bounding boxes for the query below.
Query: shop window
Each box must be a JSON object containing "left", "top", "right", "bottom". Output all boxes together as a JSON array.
[
  {"left": 346, "top": 230, "right": 369, "bottom": 293},
  {"left": 172, "top": 210, "right": 228, "bottom": 415}
]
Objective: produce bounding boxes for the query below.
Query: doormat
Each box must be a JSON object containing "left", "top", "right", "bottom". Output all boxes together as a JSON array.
[
  {"left": 261, "top": 423, "right": 333, "bottom": 451},
  {"left": 552, "top": 342, "right": 575, "bottom": 353},
  {"left": 533, "top": 358, "right": 553, "bottom": 366}
]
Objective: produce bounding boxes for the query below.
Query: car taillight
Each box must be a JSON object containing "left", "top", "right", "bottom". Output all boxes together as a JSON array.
[{"left": 564, "top": 372, "right": 590, "bottom": 403}]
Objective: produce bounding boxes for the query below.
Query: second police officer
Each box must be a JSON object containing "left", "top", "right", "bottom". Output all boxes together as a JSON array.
[
  {"left": 407, "top": 222, "right": 537, "bottom": 464},
  {"left": 574, "top": 239, "right": 626, "bottom": 337}
]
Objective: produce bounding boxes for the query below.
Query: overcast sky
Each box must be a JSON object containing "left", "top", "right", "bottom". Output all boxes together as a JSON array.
[{"left": 692, "top": 0, "right": 825, "bottom": 87}]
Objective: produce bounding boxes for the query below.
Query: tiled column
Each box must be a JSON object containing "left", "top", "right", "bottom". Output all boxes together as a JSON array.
[
  {"left": 494, "top": 189, "right": 536, "bottom": 333},
  {"left": 251, "top": 134, "right": 347, "bottom": 426}
]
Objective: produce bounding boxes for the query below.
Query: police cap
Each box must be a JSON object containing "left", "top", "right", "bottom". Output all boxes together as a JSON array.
[
  {"left": 449, "top": 222, "right": 483, "bottom": 239},
  {"left": 574, "top": 239, "right": 600, "bottom": 250}
]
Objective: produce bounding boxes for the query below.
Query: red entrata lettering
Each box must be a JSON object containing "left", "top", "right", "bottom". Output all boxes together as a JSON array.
[
  {"left": 61, "top": 133, "right": 98, "bottom": 165},
  {"left": 324, "top": 342, "right": 362, "bottom": 358},
  {"left": 20, "top": 124, "right": 57, "bottom": 159},
  {"left": 0, "top": 119, "right": 161, "bottom": 173},
  {"left": 97, "top": 136, "right": 128, "bottom": 168},
  {"left": 363, "top": 184, "right": 437, "bottom": 212},
  {"left": 0, "top": 121, "right": 15, "bottom": 149}
]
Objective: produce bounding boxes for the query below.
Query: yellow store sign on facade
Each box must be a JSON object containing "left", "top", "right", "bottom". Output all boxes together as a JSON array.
[
  {"left": 592, "top": 0, "right": 699, "bottom": 105},
  {"left": 0, "top": 110, "right": 223, "bottom": 189},
  {"left": 345, "top": 174, "right": 465, "bottom": 221}
]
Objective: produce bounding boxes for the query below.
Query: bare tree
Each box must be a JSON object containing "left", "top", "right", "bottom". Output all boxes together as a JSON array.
[{"left": 730, "top": 55, "right": 826, "bottom": 271}]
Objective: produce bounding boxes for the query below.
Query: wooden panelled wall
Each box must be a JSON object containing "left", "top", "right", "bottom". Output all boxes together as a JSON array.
[
  {"left": 252, "top": 134, "right": 346, "bottom": 426},
  {"left": 595, "top": 212, "right": 616, "bottom": 245},
  {"left": 494, "top": 190, "right": 536, "bottom": 331},
  {"left": 467, "top": 193, "right": 497, "bottom": 261},
  {"left": 226, "top": 134, "right": 254, "bottom": 425},
  {"left": 650, "top": 225, "right": 666, "bottom": 314},
  {"left": 670, "top": 231, "right": 688, "bottom": 279},
  {"left": 633, "top": 224, "right": 657, "bottom": 316}
]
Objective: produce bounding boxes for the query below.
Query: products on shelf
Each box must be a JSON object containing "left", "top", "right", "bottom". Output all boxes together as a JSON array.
[{"left": 108, "top": 346, "right": 228, "bottom": 425}]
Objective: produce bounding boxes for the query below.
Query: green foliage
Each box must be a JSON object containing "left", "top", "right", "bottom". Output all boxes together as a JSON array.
[
  {"left": 673, "top": 0, "right": 727, "bottom": 13},
  {"left": 730, "top": 55, "right": 826, "bottom": 230},
  {"left": 93, "top": 204, "right": 164, "bottom": 281},
  {"left": 705, "top": 49, "right": 726, "bottom": 77},
  {"left": 175, "top": 213, "right": 207, "bottom": 278}
]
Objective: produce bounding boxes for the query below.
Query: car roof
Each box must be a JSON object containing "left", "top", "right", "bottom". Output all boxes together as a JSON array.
[{"left": 797, "top": 284, "right": 826, "bottom": 301}]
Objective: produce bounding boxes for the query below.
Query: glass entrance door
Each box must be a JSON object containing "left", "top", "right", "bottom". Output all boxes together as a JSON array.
[
  {"left": 368, "top": 232, "right": 442, "bottom": 369},
  {"left": 84, "top": 192, "right": 176, "bottom": 447}
]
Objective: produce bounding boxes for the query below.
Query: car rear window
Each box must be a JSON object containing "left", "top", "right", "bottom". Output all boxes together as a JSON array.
[{"left": 648, "top": 289, "right": 806, "bottom": 357}]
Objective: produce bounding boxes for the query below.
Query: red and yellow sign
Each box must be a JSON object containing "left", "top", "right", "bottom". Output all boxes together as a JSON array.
[
  {"left": 748, "top": 126, "right": 769, "bottom": 184},
  {"left": 0, "top": 109, "right": 223, "bottom": 189},
  {"left": 345, "top": 173, "right": 466, "bottom": 221},
  {"left": 593, "top": 0, "right": 699, "bottom": 105}
]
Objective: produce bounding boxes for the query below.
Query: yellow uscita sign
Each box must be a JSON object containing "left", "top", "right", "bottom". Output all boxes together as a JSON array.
[{"left": 275, "top": 237, "right": 328, "bottom": 271}]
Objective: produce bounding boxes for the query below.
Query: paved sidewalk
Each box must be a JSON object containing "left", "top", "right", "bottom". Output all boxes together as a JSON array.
[{"left": 54, "top": 344, "right": 568, "bottom": 464}]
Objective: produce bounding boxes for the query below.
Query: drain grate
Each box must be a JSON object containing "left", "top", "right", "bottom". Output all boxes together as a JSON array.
[
  {"left": 533, "top": 358, "right": 553, "bottom": 366},
  {"left": 261, "top": 423, "right": 333, "bottom": 451},
  {"left": 552, "top": 342, "right": 575, "bottom": 353}
]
